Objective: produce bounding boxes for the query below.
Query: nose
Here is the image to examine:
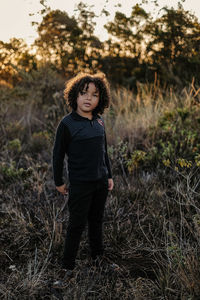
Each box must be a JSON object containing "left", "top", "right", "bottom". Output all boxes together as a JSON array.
[{"left": 87, "top": 93, "right": 92, "bottom": 100}]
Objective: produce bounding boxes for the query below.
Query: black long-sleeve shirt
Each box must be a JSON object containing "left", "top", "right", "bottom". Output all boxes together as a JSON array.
[{"left": 52, "top": 111, "right": 112, "bottom": 186}]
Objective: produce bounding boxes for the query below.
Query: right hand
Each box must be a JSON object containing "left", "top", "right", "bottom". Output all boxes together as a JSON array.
[{"left": 56, "top": 184, "right": 68, "bottom": 195}]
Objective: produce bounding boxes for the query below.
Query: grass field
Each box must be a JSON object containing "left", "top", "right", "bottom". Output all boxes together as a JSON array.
[{"left": 1, "top": 77, "right": 200, "bottom": 299}]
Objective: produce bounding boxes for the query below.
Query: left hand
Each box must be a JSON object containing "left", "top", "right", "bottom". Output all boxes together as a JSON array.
[{"left": 108, "top": 178, "right": 114, "bottom": 191}]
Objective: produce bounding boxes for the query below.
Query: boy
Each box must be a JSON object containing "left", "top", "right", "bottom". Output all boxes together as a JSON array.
[{"left": 52, "top": 72, "right": 114, "bottom": 285}]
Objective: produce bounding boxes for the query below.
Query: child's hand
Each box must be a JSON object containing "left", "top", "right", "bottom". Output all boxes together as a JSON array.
[
  {"left": 108, "top": 178, "right": 114, "bottom": 191},
  {"left": 56, "top": 184, "right": 68, "bottom": 195}
]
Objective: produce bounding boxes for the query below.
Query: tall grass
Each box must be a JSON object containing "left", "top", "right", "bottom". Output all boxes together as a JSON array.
[
  {"left": 0, "top": 77, "right": 200, "bottom": 299},
  {"left": 105, "top": 81, "right": 196, "bottom": 149}
]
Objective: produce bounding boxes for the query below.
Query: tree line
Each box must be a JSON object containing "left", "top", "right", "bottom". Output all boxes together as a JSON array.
[{"left": 1, "top": 1, "right": 200, "bottom": 88}]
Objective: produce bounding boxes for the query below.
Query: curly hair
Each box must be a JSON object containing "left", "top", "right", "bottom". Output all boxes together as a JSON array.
[{"left": 64, "top": 72, "right": 111, "bottom": 115}]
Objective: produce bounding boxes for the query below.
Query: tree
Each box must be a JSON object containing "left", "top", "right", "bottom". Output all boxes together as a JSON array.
[
  {"left": 101, "top": 4, "right": 150, "bottom": 86},
  {"left": 0, "top": 38, "right": 36, "bottom": 85},
  {"left": 145, "top": 6, "right": 200, "bottom": 84},
  {"left": 104, "top": 4, "right": 149, "bottom": 58},
  {"left": 34, "top": 3, "right": 103, "bottom": 74},
  {"left": 73, "top": 2, "right": 103, "bottom": 72},
  {"left": 34, "top": 10, "right": 82, "bottom": 73}
]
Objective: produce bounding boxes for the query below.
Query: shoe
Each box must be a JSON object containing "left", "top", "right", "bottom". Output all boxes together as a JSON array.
[{"left": 53, "top": 269, "right": 74, "bottom": 288}]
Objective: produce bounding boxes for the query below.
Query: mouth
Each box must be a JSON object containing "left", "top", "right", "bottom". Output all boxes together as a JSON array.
[{"left": 84, "top": 103, "right": 91, "bottom": 107}]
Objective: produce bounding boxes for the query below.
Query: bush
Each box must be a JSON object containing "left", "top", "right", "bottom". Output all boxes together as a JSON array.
[
  {"left": 29, "top": 131, "right": 50, "bottom": 153},
  {"left": 1, "top": 81, "right": 200, "bottom": 299},
  {"left": 0, "top": 160, "right": 33, "bottom": 186}
]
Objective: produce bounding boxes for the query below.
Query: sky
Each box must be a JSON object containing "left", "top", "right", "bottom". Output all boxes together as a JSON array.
[{"left": 0, "top": 0, "right": 200, "bottom": 45}]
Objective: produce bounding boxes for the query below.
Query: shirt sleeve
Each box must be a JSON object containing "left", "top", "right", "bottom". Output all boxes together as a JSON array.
[
  {"left": 52, "top": 121, "right": 71, "bottom": 186},
  {"left": 104, "top": 132, "right": 112, "bottom": 179}
]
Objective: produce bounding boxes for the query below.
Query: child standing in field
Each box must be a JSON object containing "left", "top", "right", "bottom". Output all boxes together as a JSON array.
[{"left": 52, "top": 72, "right": 114, "bottom": 285}]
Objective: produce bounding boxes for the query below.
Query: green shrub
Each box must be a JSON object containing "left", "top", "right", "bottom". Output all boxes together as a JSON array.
[
  {"left": 0, "top": 161, "right": 33, "bottom": 185},
  {"left": 7, "top": 138, "right": 22, "bottom": 153},
  {"left": 5, "top": 121, "right": 25, "bottom": 140},
  {"left": 126, "top": 150, "right": 147, "bottom": 173},
  {"left": 29, "top": 131, "right": 50, "bottom": 153}
]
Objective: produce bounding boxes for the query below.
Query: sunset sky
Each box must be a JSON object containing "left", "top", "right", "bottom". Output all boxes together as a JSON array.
[{"left": 1, "top": 0, "right": 200, "bottom": 45}]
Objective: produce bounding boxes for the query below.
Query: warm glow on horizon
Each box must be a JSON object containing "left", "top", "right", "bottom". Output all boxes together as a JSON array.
[{"left": 0, "top": 0, "right": 200, "bottom": 45}]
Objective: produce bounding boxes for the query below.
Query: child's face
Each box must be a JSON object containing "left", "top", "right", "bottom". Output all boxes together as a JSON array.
[{"left": 76, "top": 82, "right": 99, "bottom": 116}]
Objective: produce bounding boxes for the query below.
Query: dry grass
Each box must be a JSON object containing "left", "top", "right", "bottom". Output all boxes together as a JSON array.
[
  {"left": 1, "top": 80, "right": 200, "bottom": 299},
  {"left": 105, "top": 81, "right": 197, "bottom": 151}
]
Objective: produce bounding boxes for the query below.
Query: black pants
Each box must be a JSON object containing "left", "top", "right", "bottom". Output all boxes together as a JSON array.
[{"left": 62, "top": 176, "right": 108, "bottom": 270}]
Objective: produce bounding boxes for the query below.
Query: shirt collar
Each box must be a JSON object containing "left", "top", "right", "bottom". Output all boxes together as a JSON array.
[{"left": 71, "top": 110, "right": 98, "bottom": 121}]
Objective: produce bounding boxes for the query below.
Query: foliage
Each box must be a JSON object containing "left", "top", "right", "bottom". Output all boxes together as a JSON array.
[
  {"left": 2, "top": 3, "right": 200, "bottom": 87},
  {"left": 104, "top": 4, "right": 149, "bottom": 57},
  {"left": 34, "top": 6, "right": 102, "bottom": 75},
  {"left": 0, "top": 38, "right": 36, "bottom": 85},
  {"left": 35, "top": 10, "right": 82, "bottom": 72},
  {"left": 0, "top": 160, "right": 33, "bottom": 186},
  {"left": 1, "top": 81, "right": 200, "bottom": 299},
  {"left": 29, "top": 131, "right": 50, "bottom": 153},
  {"left": 7, "top": 138, "right": 22, "bottom": 153},
  {"left": 1, "top": 1, "right": 200, "bottom": 297},
  {"left": 145, "top": 6, "right": 200, "bottom": 85}
]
